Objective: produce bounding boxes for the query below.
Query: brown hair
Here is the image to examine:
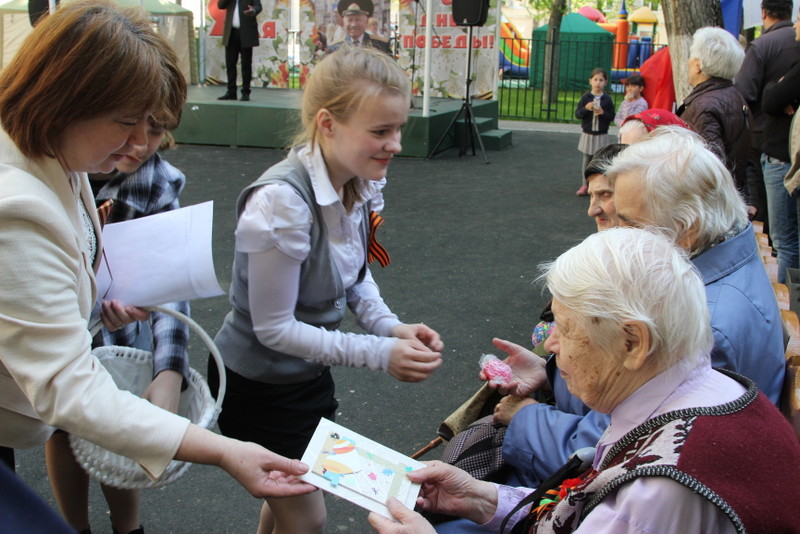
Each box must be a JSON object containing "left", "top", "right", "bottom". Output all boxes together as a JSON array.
[
  {"left": 159, "top": 131, "right": 177, "bottom": 151},
  {"left": 625, "top": 73, "right": 645, "bottom": 87},
  {"left": 0, "top": 0, "right": 186, "bottom": 159},
  {"left": 296, "top": 46, "right": 410, "bottom": 211},
  {"left": 590, "top": 67, "right": 608, "bottom": 81}
]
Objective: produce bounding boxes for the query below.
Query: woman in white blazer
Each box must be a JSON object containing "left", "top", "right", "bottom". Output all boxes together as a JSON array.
[{"left": 0, "top": 0, "right": 313, "bottom": 519}]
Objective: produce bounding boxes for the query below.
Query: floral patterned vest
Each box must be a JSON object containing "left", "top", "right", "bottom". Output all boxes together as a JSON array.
[{"left": 527, "top": 371, "right": 800, "bottom": 534}]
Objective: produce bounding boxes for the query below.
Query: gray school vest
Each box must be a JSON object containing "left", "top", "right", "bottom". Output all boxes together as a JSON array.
[{"left": 214, "top": 148, "right": 369, "bottom": 384}]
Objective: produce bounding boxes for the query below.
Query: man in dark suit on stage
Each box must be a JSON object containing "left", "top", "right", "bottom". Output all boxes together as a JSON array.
[
  {"left": 327, "top": 0, "right": 391, "bottom": 55},
  {"left": 218, "top": 0, "right": 262, "bottom": 101}
]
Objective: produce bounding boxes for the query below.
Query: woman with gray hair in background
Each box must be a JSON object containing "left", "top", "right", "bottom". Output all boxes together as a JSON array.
[{"left": 677, "top": 27, "right": 754, "bottom": 216}]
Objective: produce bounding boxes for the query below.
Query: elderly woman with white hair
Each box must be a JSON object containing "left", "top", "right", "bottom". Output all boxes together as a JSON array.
[
  {"left": 608, "top": 126, "right": 785, "bottom": 406},
  {"left": 677, "top": 27, "right": 753, "bottom": 215},
  {"left": 368, "top": 228, "right": 800, "bottom": 534}
]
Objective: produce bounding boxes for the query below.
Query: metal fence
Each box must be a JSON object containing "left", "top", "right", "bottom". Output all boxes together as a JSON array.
[{"left": 496, "top": 36, "right": 667, "bottom": 122}]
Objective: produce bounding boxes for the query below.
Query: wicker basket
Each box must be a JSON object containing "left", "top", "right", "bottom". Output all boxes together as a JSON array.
[{"left": 69, "top": 306, "right": 226, "bottom": 489}]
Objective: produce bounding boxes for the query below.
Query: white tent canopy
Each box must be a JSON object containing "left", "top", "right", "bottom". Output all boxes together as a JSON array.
[{"left": 0, "top": 0, "right": 197, "bottom": 83}]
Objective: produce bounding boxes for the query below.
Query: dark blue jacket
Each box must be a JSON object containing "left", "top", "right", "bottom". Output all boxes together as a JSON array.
[{"left": 575, "top": 92, "right": 615, "bottom": 135}]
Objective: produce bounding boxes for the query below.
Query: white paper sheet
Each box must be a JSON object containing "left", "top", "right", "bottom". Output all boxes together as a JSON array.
[
  {"left": 300, "top": 419, "right": 425, "bottom": 519},
  {"left": 95, "top": 201, "right": 224, "bottom": 307}
]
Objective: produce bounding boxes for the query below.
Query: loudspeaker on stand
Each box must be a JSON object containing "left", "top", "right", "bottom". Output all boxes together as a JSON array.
[{"left": 451, "top": 0, "right": 489, "bottom": 27}]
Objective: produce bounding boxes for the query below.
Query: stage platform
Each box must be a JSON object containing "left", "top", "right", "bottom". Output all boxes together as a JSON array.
[{"left": 173, "top": 86, "right": 512, "bottom": 158}]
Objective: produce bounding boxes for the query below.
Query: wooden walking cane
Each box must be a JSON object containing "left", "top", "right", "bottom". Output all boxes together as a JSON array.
[{"left": 411, "top": 437, "right": 443, "bottom": 460}]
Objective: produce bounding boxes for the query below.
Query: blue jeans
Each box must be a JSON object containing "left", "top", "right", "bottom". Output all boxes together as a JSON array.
[{"left": 762, "top": 154, "right": 798, "bottom": 283}]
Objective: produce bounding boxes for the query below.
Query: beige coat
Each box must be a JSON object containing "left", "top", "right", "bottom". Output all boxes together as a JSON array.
[{"left": 0, "top": 129, "right": 189, "bottom": 480}]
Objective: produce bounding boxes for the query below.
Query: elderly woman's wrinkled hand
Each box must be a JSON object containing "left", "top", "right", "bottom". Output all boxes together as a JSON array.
[
  {"left": 493, "top": 395, "right": 538, "bottom": 426},
  {"left": 367, "top": 498, "right": 437, "bottom": 534},
  {"left": 480, "top": 338, "right": 548, "bottom": 397},
  {"left": 375, "top": 461, "right": 499, "bottom": 526},
  {"left": 100, "top": 299, "right": 149, "bottom": 331}
]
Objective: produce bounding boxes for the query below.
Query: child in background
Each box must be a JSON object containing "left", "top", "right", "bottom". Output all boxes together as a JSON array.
[
  {"left": 575, "top": 67, "right": 615, "bottom": 196},
  {"left": 614, "top": 73, "right": 648, "bottom": 126},
  {"left": 45, "top": 120, "right": 190, "bottom": 534},
  {"left": 210, "top": 46, "right": 443, "bottom": 534}
]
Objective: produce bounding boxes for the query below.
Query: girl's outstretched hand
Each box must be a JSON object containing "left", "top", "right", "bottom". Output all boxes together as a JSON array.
[
  {"left": 392, "top": 323, "right": 444, "bottom": 351},
  {"left": 387, "top": 337, "right": 442, "bottom": 382}
]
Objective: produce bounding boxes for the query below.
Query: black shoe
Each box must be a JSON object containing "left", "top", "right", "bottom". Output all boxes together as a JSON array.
[
  {"left": 217, "top": 92, "right": 236, "bottom": 100},
  {"left": 240, "top": 93, "right": 250, "bottom": 101}
]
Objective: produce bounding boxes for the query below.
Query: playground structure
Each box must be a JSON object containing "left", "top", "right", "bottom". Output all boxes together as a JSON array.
[
  {"left": 529, "top": 12, "right": 613, "bottom": 91},
  {"left": 498, "top": 17, "right": 530, "bottom": 79},
  {"left": 498, "top": 1, "right": 661, "bottom": 84},
  {"left": 597, "top": 3, "right": 660, "bottom": 83}
]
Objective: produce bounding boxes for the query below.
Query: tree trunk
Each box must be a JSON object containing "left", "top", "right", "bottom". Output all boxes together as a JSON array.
[
  {"left": 661, "top": 0, "right": 723, "bottom": 103},
  {"left": 542, "top": 0, "right": 566, "bottom": 115}
]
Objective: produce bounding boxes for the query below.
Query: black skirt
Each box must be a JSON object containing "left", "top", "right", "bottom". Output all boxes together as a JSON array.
[{"left": 207, "top": 360, "right": 338, "bottom": 459}]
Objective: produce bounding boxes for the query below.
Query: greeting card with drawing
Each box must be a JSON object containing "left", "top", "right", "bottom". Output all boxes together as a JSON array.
[{"left": 299, "top": 418, "right": 425, "bottom": 518}]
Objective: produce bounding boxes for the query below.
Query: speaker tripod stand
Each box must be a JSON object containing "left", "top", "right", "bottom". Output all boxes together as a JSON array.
[{"left": 427, "top": 25, "right": 488, "bottom": 163}]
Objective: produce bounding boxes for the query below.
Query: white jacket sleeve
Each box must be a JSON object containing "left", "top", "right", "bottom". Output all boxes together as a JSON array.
[{"left": 0, "top": 171, "right": 189, "bottom": 479}]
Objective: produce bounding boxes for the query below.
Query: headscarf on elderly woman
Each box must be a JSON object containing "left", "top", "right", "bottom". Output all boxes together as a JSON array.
[
  {"left": 618, "top": 108, "right": 690, "bottom": 144},
  {"left": 368, "top": 227, "right": 800, "bottom": 534}
]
